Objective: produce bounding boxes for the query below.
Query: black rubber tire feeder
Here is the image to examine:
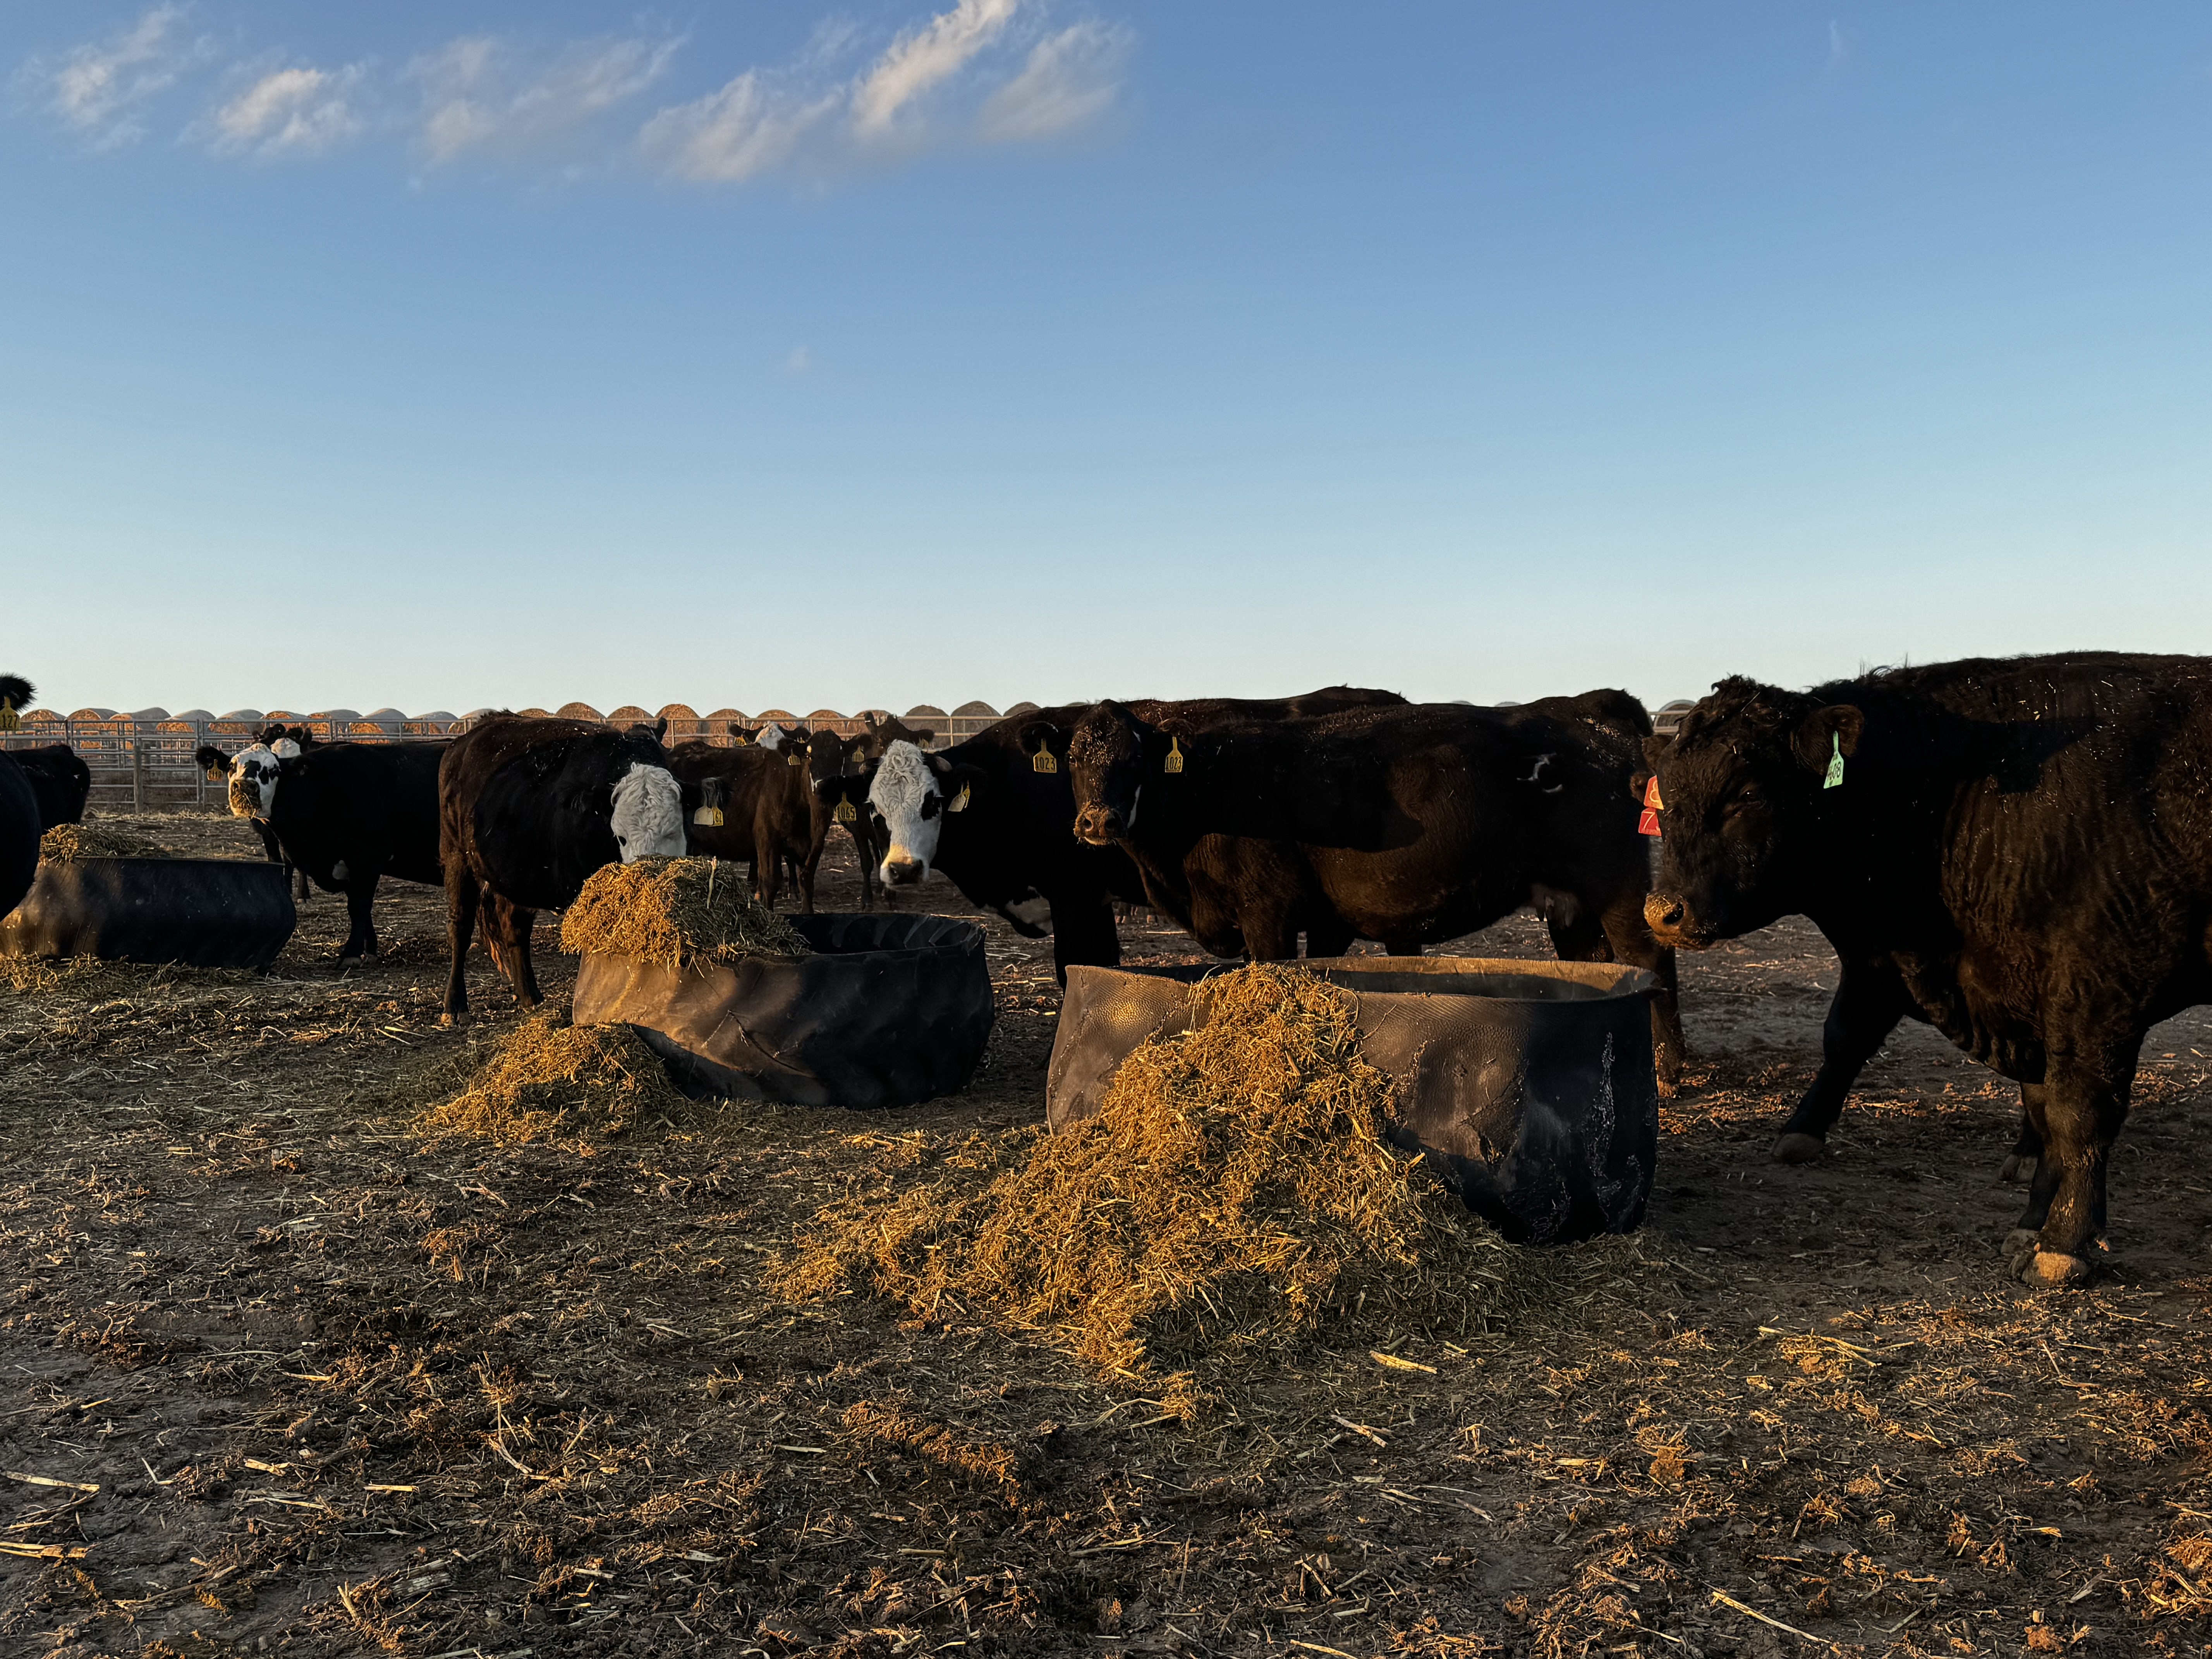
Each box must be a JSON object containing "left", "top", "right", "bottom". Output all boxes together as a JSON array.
[
  {"left": 1046, "top": 956, "right": 1661, "bottom": 1245},
  {"left": 572, "top": 914, "right": 994, "bottom": 1109},
  {"left": 0, "top": 858, "right": 298, "bottom": 971}
]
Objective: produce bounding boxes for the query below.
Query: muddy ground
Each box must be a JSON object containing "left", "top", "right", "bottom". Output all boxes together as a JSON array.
[{"left": 0, "top": 810, "right": 2208, "bottom": 1659}]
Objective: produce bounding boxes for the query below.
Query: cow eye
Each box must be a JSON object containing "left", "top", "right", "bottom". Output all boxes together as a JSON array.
[
  {"left": 919, "top": 793, "right": 941, "bottom": 820},
  {"left": 1729, "top": 784, "right": 1766, "bottom": 811}
]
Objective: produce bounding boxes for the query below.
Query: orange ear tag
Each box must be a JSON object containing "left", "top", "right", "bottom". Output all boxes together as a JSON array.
[
  {"left": 1032, "top": 745, "right": 1058, "bottom": 774},
  {"left": 1163, "top": 735, "right": 1184, "bottom": 775},
  {"left": 1638, "top": 775, "right": 1662, "bottom": 838}
]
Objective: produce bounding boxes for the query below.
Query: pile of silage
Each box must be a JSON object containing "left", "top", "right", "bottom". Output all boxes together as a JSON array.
[
  {"left": 559, "top": 856, "right": 808, "bottom": 971},
  {"left": 778, "top": 963, "right": 1539, "bottom": 1392},
  {"left": 421, "top": 1010, "right": 691, "bottom": 1144},
  {"left": 39, "top": 824, "right": 170, "bottom": 861}
]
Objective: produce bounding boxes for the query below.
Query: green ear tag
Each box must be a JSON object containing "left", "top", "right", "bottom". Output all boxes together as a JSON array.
[{"left": 1823, "top": 733, "right": 1846, "bottom": 790}]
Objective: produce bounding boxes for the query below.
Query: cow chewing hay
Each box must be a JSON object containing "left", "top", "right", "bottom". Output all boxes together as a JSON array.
[
  {"left": 776, "top": 962, "right": 1605, "bottom": 1412},
  {"left": 37, "top": 823, "right": 171, "bottom": 861},
  {"left": 421, "top": 1010, "right": 690, "bottom": 1145},
  {"left": 558, "top": 856, "right": 810, "bottom": 972}
]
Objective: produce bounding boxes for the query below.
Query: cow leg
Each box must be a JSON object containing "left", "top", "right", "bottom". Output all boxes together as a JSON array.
[
  {"left": 1586, "top": 887, "right": 1686, "bottom": 1093},
  {"left": 1999, "top": 1085, "right": 2045, "bottom": 1183},
  {"left": 1771, "top": 957, "right": 1913, "bottom": 1163},
  {"left": 2007, "top": 1030, "right": 2135, "bottom": 1287},
  {"left": 1382, "top": 938, "right": 1425, "bottom": 958},
  {"left": 441, "top": 870, "right": 480, "bottom": 1025},
  {"left": 294, "top": 863, "right": 310, "bottom": 904},
  {"left": 490, "top": 898, "right": 543, "bottom": 1008},
  {"left": 1051, "top": 892, "right": 1122, "bottom": 983},
  {"left": 338, "top": 878, "right": 380, "bottom": 961}
]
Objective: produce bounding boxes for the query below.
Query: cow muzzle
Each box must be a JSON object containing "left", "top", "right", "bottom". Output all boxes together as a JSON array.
[
  {"left": 1642, "top": 891, "right": 1712, "bottom": 948},
  {"left": 883, "top": 856, "right": 926, "bottom": 887},
  {"left": 1072, "top": 804, "right": 1123, "bottom": 846}
]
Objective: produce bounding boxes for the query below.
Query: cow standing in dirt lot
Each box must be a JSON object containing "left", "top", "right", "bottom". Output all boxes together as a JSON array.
[
  {"left": 1640, "top": 653, "right": 2212, "bottom": 1286},
  {"left": 1066, "top": 691, "right": 1684, "bottom": 1085},
  {"left": 667, "top": 733, "right": 831, "bottom": 911},
  {"left": 438, "top": 715, "right": 685, "bottom": 1022},
  {"left": 198, "top": 724, "right": 323, "bottom": 900},
  {"left": 196, "top": 738, "right": 447, "bottom": 959},
  {"left": 859, "top": 688, "right": 1408, "bottom": 981}
]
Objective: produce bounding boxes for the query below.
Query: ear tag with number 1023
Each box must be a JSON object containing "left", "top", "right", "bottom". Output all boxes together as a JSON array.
[
  {"left": 1824, "top": 734, "right": 1846, "bottom": 790},
  {"left": 950, "top": 783, "right": 971, "bottom": 812},
  {"left": 1032, "top": 745, "right": 1058, "bottom": 774},
  {"left": 1163, "top": 735, "right": 1184, "bottom": 775}
]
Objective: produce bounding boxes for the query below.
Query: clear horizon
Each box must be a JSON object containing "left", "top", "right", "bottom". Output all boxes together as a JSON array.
[{"left": 4, "top": 2, "right": 2207, "bottom": 718}]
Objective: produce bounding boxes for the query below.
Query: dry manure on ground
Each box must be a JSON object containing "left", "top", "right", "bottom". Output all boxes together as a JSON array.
[
  {"left": 421, "top": 1010, "right": 692, "bottom": 1144},
  {"left": 38, "top": 823, "right": 171, "bottom": 860},
  {"left": 559, "top": 855, "right": 808, "bottom": 972},
  {"left": 780, "top": 962, "right": 1591, "bottom": 1403}
]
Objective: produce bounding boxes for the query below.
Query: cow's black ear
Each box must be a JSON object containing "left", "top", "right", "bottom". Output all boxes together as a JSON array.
[
  {"left": 1792, "top": 705, "right": 1864, "bottom": 774},
  {"left": 194, "top": 744, "right": 228, "bottom": 780},
  {"left": 1640, "top": 732, "right": 1673, "bottom": 772},
  {"left": 940, "top": 763, "right": 986, "bottom": 810},
  {"left": 1016, "top": 720, "right": 1063, "bottom": 753}
]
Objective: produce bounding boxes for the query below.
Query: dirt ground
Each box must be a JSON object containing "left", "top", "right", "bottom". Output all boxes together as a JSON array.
[{"left": 2, "top": 810, "right": 2209, "bottom": 1659}]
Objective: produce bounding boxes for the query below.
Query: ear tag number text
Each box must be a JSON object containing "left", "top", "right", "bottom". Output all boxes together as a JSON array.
[
  {"left": 1824, "top": 734, "right": 1846, "bottom": 790},
  {"left": 1163, "top": 735, "right": 1185, "bottom": 775},
  {"left": 1032, "top": 745, "right": 1058, "bottom": 774},
  {"left": 693, "top": 806, "right": 725, "bottom": 827}
]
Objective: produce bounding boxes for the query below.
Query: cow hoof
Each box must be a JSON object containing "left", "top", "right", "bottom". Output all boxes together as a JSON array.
[
  {"left": 2016, "top": 1248, "right": 2092, "bottom": 1288},
  {"left": 1997, "top": 1154, "right": 2037, "bottom": 1184},
  {"left": 1773, "top": 1132, "right": 1826, "bottom": 1164},
  {"left": 439, "top": 1012, "right": 464, "bottom": 1030}
]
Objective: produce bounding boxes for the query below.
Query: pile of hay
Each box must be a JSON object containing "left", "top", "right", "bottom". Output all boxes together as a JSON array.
[
  {"left": 778, "top": 963, "right": 1538, "bottom": 1393},
  {"left": 421, "top": 1011, "right": 691, "bottom": 1144},
  {"left": 39, "top": 824, "right": 170, "bottom": 861},
  {"left": 560, "top": 857, "right": 807, "bottom": 971}
]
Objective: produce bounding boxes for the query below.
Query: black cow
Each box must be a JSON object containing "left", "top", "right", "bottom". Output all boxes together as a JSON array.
[
  {"left": 197, "top": 724, "right": 323, "bottom": 901},
  {"left": 1640, "top": 654, "right": 2212, "bottom": 1287},
  {"left": 858, "top": 688, "right": 1409, "bottom": 981},
  {"left": 9, "top": 745, "right": 90, "bottom": 831},
  {"left": 668, "top": 737, "right": 830, "bottom": 910},
  {"left": 0, "top": 754, "right": 36, "bottom": 920},
  {"left": 196, "top": 738, "right": 447, "bottom": 959},
  {"left": 439, "top": 715, "right": 687, "bottom": 1022},
  {"left": 1067, "top": 693, "right": 1684, "bottom": 1084}
]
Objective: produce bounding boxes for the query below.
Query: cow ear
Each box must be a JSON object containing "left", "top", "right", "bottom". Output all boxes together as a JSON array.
[
  {"left": 1793, "top": 705, "right": 1863, "bottom": 774},
  {"left": 1016, "top": 720, "right": 1063, "bottom": 752},
  {"left": 194, "top": 745, "right": 228, "bottom": 780},
  {"left": 1640, "top": 732, "right": 1672, "bottom": 773},
  {"left": 941, "top": 763, "right": 986, "bottom": 809}
]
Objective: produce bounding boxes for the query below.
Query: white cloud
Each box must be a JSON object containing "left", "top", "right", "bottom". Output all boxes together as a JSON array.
[
  {"left": 20, "top": 3, "right": 207, "bottom": 147},
  {"left": 641, "top": 0, "right": 1130, "bottom": 186},
  {"left": 978, "top": 21, "right": 1128, "bottom": 143},
  {"left": 413, "top": 33, "right": 678, "bottom": 165},
  {"left": 210, "top": 64, "right": 366, "bottom": 156},
  {"left": 787, "top": 346, "right": 812, "bottom": 374},
  {"left": 636, "top": 69, "right": 841, "bottom": 184},
  {"left": 851, "top": 0, "right": 1023, "bottom": 138}
]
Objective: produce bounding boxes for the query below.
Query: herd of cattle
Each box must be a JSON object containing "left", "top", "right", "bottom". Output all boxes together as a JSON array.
[{"left": 2, "top": 651, "right": 2209, "bottom": 1290}]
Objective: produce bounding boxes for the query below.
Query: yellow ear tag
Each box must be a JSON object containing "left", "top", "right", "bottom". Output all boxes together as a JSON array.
[
  {"left": 949, "top": 784, "right": 971, "bottom": 812},
  {"left": 1163, "top": 735, "right": 1184, "bottom": 775},
  {"left": 787, "top": 750, "right": 802, "bottom": 767},
  {"left": 693, "top": 805, "right": 725, "bottom": 827},
  {"left": 1032, "top": 745, "right": 1058, "bottom": 774},
  {"left": 733, "top": 732, "right": 750, "bottom": 745},
  {"left": 834, "top": 799, "right": 857, "bottom": 823},
  {"left": 0, "top": 705, "right": 16, "bottom": 734}
]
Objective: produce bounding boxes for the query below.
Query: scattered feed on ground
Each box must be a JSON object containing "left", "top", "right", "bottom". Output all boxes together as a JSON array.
[
  {"left": 559, "top": 855, "right": 810, "bottom": 971},
  {"left": 420, "top": 1009, "right": 695, "bottom": 1146},
  {"left": 0, "top": 807, "right": 2207, "bottom": 1656},
  {"left": 783, "top": 963, "right": 1602, "bottom": 1406}
]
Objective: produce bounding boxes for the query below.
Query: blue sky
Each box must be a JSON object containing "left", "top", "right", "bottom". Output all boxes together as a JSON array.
[{"left": 2, "top": 3, "right": 2207, "bottom": 718}]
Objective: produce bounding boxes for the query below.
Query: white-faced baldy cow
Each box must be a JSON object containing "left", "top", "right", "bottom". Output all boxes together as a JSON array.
[
  {"left": 197, "top": 723, "right": 323, "bottom": 900},
  {"left": 438, "top": 714, "right": 685, "bottom": 1022},
  {"left": 1065, "top": 692, "right": 1685, "bottom": 1084},
  {"left": 194, "top": 737, "right": 447, "bottom": 959},
  {"left": 1641, "top": 653, "right": 2212, "bottom": 1288},
  {"left": 857, "top": 689, "right": 1408, "bottom": 980}
]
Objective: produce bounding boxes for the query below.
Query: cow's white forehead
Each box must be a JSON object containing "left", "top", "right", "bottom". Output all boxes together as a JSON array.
[
  {"left": 867, "top": 740, "right": 937, "bottom": 811},
  {"left": 271, "top": 738, "right": 302, "bottom": 759},
  {"left": 229, "top": 743, "right": 278, "bottom": 776},
  {"left": 609, "top": 761, "right": 685, "bottom": 861}
]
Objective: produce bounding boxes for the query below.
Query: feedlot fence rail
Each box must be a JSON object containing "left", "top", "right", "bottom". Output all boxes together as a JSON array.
[{"left": 0, "top": 705, "right": 1011, "bottom": 812}]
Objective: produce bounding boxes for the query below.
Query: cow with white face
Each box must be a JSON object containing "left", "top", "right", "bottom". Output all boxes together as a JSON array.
[
  {"left": 867, "top": 740, "right": 986, "bottom": 888},
  {"left": 437, "top": 714, "right": 690, "bottom": 1022}
]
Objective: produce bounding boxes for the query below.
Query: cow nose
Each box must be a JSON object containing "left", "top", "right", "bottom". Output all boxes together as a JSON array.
[
  {"left": 884, "top": 857, "right": 924, "bottom": 886},
  {"left": 1073, "top": 805, "right": 1122, "bottom": 844},
  {"left": 1645, "top": 893, "right": 1687, "bottom": 933}
]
